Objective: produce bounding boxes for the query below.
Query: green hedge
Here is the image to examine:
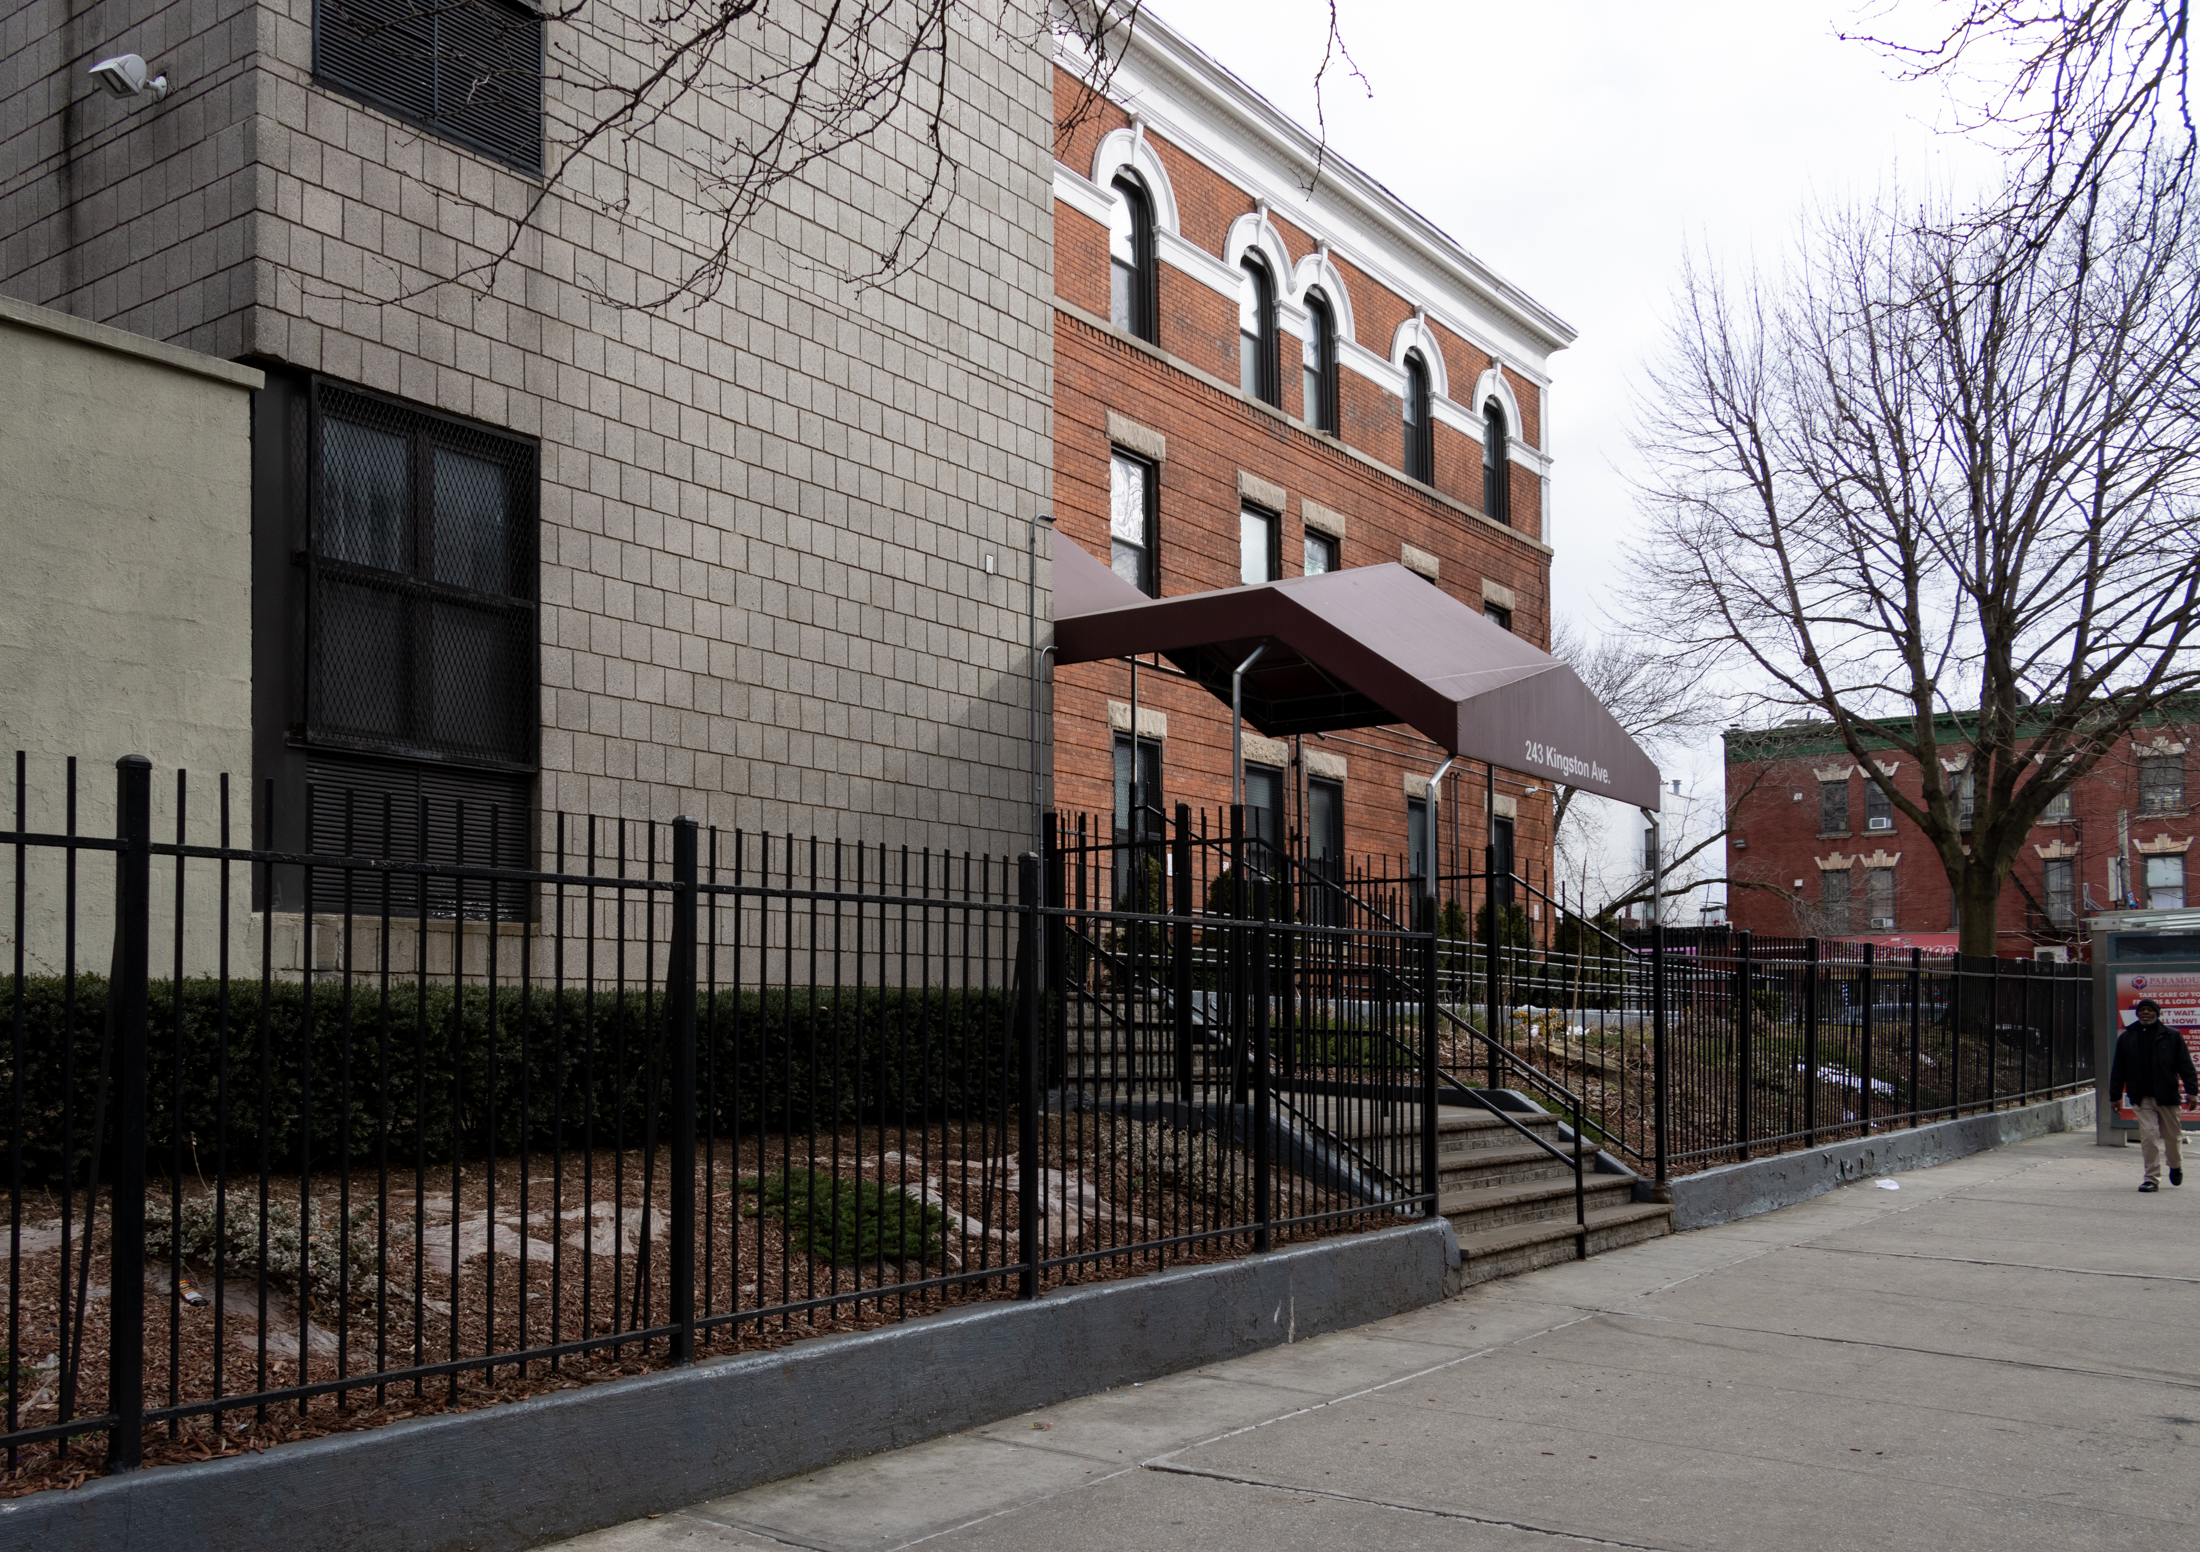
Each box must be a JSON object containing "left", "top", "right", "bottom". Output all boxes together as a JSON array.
[{"left": 2, "top": 976, "right": 1033, "bottom": 1185}]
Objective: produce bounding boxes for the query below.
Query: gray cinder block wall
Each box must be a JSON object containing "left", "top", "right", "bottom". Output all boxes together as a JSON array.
[{"left": 0, "top": 0, "right": 1055, "bottom": 853}]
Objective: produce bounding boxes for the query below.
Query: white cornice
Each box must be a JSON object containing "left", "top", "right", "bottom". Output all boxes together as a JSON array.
[{"left": 1056, "top": 11, "right": 1576, "bottom": 381}]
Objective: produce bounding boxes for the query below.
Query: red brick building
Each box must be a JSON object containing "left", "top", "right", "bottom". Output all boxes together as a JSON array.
[
  {"left": 1048, "top": 16, "right": 1573, "bottom": 898},
  {"left": 1723, "top": 711, "right": 2197, "bottom": 955}
]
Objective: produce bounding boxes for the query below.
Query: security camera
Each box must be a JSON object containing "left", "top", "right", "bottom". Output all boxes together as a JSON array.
[{"left": 90, "top": 54, "right": 169, "bottom": 103}]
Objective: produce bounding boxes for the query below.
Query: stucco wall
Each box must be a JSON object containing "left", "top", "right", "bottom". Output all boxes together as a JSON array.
[{"left": 0, "top": 294, "right": 259, "bottom": 970}]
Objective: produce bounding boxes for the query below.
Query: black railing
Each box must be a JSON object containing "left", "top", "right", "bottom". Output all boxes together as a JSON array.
[
  {"left": 1, "top": 754, "right": 2100, "bottom": 1488},
  {"left": 1429, "top": 853, "right": 2096, "bottom": 1178},
  {"left": 2, "top": 759, "right": 1442, "bottom": 1485}
]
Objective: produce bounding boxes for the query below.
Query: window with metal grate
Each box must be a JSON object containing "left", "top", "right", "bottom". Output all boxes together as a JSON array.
[
  {"left": 306, "top": 380, "right": 539, "bottom": 776},
  {"left": 315, "top": 0, "right": 544, "bottom": 174}
]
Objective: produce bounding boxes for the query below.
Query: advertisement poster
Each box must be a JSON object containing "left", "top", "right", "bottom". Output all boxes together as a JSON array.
[{"left": 2114, "top": 970, "right": 2200, "bottom": 1123}]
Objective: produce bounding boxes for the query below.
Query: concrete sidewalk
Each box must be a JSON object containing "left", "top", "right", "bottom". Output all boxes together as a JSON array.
[{"left": 556, "top": 1131, "right": 2200, "bottom": 1552}]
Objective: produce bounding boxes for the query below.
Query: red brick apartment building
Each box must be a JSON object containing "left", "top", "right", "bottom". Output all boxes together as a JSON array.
[
  {"left": 1724, "top": 711, "right": 2197, "bottom": 956},
  {"left": 1048, "top": 15, "right": 1574, "bottom": 895}
]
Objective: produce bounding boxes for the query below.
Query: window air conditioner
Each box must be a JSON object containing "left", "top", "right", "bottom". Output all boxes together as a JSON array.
[
  {"left": 1869, "top": 916, "right": 1896, "bottom": 929},
  {"left": 1867, "top": 816, "right": 1894, "bottom": 831},
  {"left": 2034, "top": 946, "right": 2069, "bottom": 963}
]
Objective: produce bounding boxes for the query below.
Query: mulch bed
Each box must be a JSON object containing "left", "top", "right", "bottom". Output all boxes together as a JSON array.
[{"left": 5, "top": 1119, "right": 1378, "bottom": 1497}]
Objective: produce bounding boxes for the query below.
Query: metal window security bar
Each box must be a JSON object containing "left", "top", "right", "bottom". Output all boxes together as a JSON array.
[{"left": 1, "top": 756, "right": 1444, "bottom": 1484}]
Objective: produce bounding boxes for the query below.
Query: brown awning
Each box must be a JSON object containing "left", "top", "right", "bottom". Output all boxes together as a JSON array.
[{"left": 1053, "top": 531, "right": 1662, "bottom": 810}]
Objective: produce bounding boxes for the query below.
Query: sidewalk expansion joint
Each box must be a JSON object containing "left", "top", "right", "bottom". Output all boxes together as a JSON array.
[
  {"left": 1803, "top": 1244, "right": 2200, "bottom": 1285},
  {"left": 1594, "top": 1307, "right": 2200, "bottom": 1391},
  {"left": 1138, "top": 1460, "right": 1672, "bottom": 1549}
]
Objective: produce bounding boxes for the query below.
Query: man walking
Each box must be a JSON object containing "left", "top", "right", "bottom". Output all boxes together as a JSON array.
[{"left": 2110, "top": 998, "right": 2198, "bottom": 1193}]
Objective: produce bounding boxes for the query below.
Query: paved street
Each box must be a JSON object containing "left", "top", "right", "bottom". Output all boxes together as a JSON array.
[{"left": 558, "top": 1130, "right": 2199, "bottom": 1552}]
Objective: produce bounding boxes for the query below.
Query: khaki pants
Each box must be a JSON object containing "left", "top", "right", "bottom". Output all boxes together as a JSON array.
[{"left": 2138, "top": 1098, "right": 2187, "bottom": 1184}]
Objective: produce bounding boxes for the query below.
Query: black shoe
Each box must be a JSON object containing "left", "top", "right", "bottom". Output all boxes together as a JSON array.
[
  {"left": 2140, "top": 1180, "right": 2161, "bottom": 1192},
  {"left": 2174, "top": 1168, "right": 2185, "bottom": 1186}
]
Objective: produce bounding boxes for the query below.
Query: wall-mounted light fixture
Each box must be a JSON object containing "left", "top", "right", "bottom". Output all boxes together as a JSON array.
[{"left": 90, "top": 53, "right": 170, "bottom": 103}]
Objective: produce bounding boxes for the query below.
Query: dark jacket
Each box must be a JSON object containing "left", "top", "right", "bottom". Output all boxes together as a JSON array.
[{"left": 2110, "top": 1021, "right": 2199, "bottom": 1109}]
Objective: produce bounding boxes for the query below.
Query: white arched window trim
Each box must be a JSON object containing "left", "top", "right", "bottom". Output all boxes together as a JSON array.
[
  {"left": 1090, "top": 128, "right": 1181, "bottom": 238},
  {"left": 1289, "top": 252, "right": 1357, "bottom": 347},
  {"left": 1388, "top": 316, "right": 1449, "bottom": 403},
  {"left": 1472, "top": 367, "right": 1526, "bottom": 450},
  {"left": 1223, "top": 213, "right": 1305, "bottom": 335}
]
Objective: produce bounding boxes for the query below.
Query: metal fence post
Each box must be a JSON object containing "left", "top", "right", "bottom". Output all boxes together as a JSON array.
[
  {"left": 1484, "top": 847, "right": 1501, "bottom": 1092},
  {"left": 1017, "top": 852, "right": 1042, "bottom": 1300},
  {"left": 2019, "top": 956, "right": 2034, "bottom": 1098},
  {"left": 1736, "top": 930, "right": 1753, "bottom": 1162},
  {"left": 1422, "top": 872, "right": 1441, "bottom": 1219},
  {"left": 1172, "top": 805, "right": 1193, "bottom": 1107},
  {"left": 1985, "top": 954, "right": 2001, "bottom": 1113},
  {"left": 1252, "top": 878, "right": 1272, "bottom": 1253},
  {"left": 107, "top": 755, "right": 152, "bottom": 1471},
  {"left": 1802, "top": 937, "right": 1820, "bottom": 1146},
  {"left": 1907, "top": 947, "right": 1923, "bottom": 1126},
  {"left": 1860, "top": 941, "right": 1875, "bottom": 1136},
  {"left": 1948, "top": 951, "right": 1965, "bottom": 1119},
  {"left": 1652, "top": 912, "right": 1668, "bottom": 1188},
  {"left": 667, "top": 815, "right": 698, "bottom": 1365}
]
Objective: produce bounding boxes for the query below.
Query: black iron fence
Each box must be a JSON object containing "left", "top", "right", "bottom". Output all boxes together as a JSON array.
[
  {"left": 3, "top": 759, "right": 1439, "bottom": 1483},
  {"left": 1425, "top": 854, "right": 2096, "bottom": 1178},
  {"left": 3, "top": 758, "right": 2098, "bottom": 1486}
]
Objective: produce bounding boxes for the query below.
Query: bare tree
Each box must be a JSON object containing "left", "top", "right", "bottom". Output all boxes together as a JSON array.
[
  {"left": 1849, "top": 0, "right": 2192, "bottom": 240},
  {"left": 1547, "top": 618, "right": 1721, "bottom": 847},
  {"left": 1628, "top": 160, "right": 2200, "bottom": 956}
]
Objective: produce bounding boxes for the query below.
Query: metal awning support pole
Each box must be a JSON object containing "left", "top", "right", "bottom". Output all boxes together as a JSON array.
[
  {"left": 1128, "top": 654, "right": 1140, "bottom": 822},
  {"left": 1230, "top": 643, "right": 1268, "bottom": 810},
  {"left": 1028, "top": 512, "right": 1052, "bottom": 862},
  {"left": 1425, "top": 757, "right": 1458, "bottom": 920},
  {"left": 1421, "top": 754, "right": 1455, "bottom": 1221}
]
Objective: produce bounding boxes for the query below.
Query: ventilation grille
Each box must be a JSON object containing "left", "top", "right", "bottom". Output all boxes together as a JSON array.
[
  {"left": 305, "top": 753, "right": 533, "bottom": 918},
  {"left": 315, "top": 0, "right": 543, "bottom": 173}
]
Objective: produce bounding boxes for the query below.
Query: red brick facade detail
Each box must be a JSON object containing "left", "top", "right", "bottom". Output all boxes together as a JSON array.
[
  {"left": 1725, "top": 726, "right": 2198, "bottom": 952},
  {"left": 1048, "top": 64, "right": 1572, "bottom": 892}
]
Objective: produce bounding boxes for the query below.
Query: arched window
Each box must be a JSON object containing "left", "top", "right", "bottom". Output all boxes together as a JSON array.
[
  {"left": 1482, "top": 399, "right": 1510, "bottom": 524},
  {"left": 1109, "top": 173, "right": 1157, "bottom": 343},
  {"left": 1302, "top": 288, "right": 1338, "bottom": 435},
  {"left": 1402, "top": 352, "right": 1433, "bottom": 484},
  {"left": 1238, "top": 254, "right": 1279, "bottom": 406}
]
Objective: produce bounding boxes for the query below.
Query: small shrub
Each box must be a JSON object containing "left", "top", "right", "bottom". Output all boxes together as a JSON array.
[
  {"left": 1108, "top": 1119, "right": 1252, "bottom": 1221},
  {"left": 1473, "top": 901, "right": 1532, "bottom": 948},
  {"left": 747, "top": 1170, "right": 947, "bottom": 1266},
  {"left": 144, "top": 1191, "right": 380, "bottom": 1311}
]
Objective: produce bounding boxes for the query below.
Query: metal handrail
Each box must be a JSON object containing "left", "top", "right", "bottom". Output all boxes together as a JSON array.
[{"left": 1434, "top": 1003, "right": 1589, "bottom": 1260}]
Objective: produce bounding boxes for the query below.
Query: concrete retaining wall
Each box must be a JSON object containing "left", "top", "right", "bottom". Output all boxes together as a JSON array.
[
  {"left": 1670, "top": 1091, "right": 2096, "bottom": 1232},
  {"left": 2, "top": 1220, "right": 1454, "bottom": 1552}
]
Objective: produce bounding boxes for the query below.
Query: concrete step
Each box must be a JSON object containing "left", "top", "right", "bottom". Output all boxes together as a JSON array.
[
  {"left": 1451, "top": 1201, "right": 1674, "bottom": 1286},
  {"left": 1436, "top": 1142, "right": 1585, "bottom": 1194},
  {"left": 1439, "top": 1173, "right": 1637, "bottom": 1235},
  {"left": 1436, "top": 1108, "right": 1574, "bottom": 1153}
]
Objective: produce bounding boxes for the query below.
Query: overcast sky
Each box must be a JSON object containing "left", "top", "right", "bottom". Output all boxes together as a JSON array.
[{"left": 1140, "top": 0, "right": 2004, "bottom": 899}]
